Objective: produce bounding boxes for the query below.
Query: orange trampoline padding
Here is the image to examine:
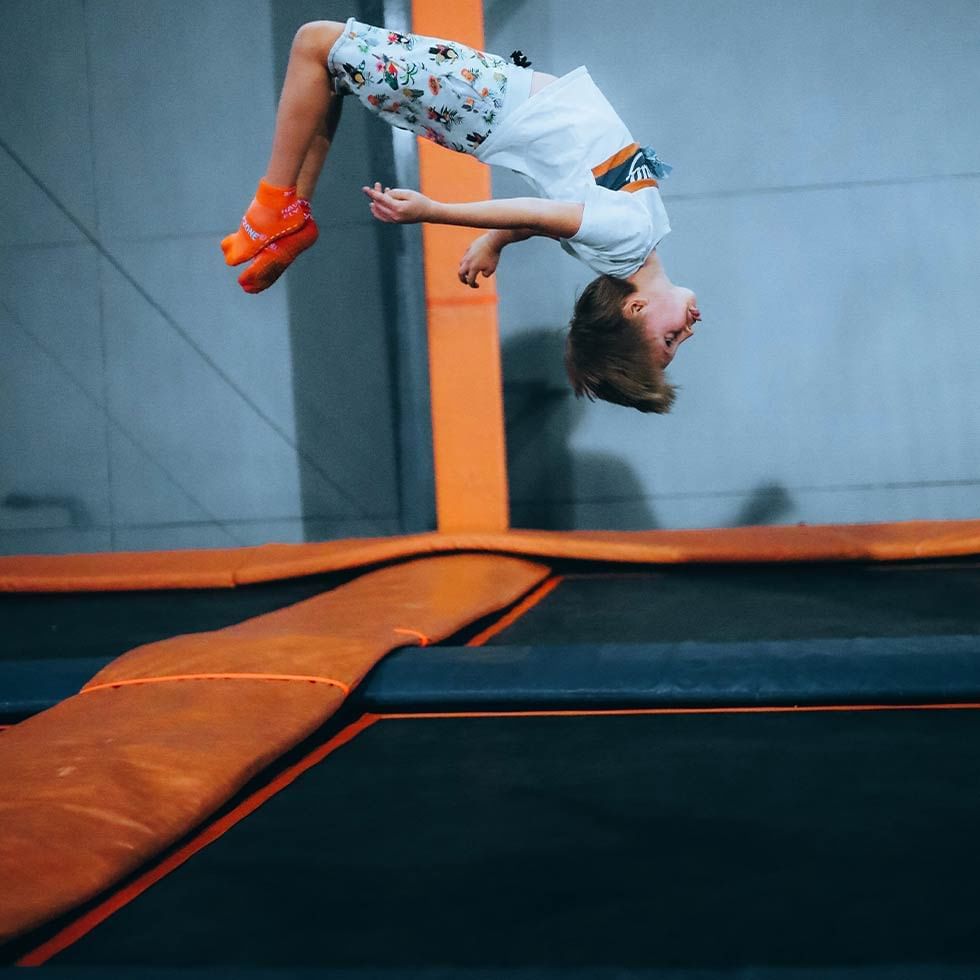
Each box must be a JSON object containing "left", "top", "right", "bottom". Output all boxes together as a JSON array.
[
  {"left": 1, "top": 521, "right": 979, "bottom": 593},
  {"left": 0, "top": 553, "right": 550, "bottom": 943},
  {"left": 413, "top": 0, "right": 509, "bottom": 534}
]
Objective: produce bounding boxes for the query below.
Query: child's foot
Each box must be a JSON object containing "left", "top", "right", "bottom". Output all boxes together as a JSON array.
[
  {"left": 237, "top": 217, "right": 319, "bottom": 294},
  {"left": 221, "top": 179, "right": 310, "bottom": 266}
]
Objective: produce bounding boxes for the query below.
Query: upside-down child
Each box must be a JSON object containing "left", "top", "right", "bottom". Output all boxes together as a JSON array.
[{"left": 222, "top": 18, "right": 700, "bottom": 412}]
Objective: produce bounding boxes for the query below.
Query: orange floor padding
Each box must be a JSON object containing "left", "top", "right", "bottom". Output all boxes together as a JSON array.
[
  {"left": 0, "top": 553, "right": 550, "bottom": 943},
  {"left": 1, "top": 520, "right": 979, "bottom": 593}
]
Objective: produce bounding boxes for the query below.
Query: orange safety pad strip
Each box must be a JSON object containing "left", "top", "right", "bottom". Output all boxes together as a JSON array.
[
  {"left": 0, "top": 553, "right": 550, "bottom": 943},
  {"left": 1, "top": 519, "right": 979, "bottom": 593},
  {"left": 414, "top": 0, "right": 508, "bottom": 533},
  {"left": 16, "top": 714, "right": 380, "bottom": 966}
]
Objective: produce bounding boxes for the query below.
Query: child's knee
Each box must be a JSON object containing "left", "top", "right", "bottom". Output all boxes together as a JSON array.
[{"left": 292, "top": 20, "right": 346, "bottom": 63}]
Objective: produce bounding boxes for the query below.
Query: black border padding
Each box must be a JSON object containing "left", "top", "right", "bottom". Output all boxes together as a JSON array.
[
  {"left": 356, "top": 635, "right": 980, "bottom": 711},
  {"left": 9, "top": 635, "right": 980, "bottom": 723}
]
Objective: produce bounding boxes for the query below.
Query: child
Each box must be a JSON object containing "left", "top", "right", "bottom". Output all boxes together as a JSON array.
[{"left": 222, "top": 18, "right": 700, "bottom": 413}]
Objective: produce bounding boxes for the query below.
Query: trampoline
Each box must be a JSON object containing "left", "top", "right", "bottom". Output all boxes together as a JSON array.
[{"left": 3, "top": 539, "right": 980, "bottom": 977}]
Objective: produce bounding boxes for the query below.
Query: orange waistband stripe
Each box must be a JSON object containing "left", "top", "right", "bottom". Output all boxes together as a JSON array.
[
  {"left": 81, "top": 673, "right": 351, "bottom": 697},
  {"left": 592, "top": 142, "right": 641, "bottom": 178},
  {"left": 621, "top": 178, "right": 659, "bottom": 193}
]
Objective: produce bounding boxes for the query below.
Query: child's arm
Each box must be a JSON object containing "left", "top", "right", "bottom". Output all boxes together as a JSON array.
[
  {"left": 363, "top": 184, "right": 584, "bottom": 239},
  {"left": 457, "top": 229, "right": 540, "bottom": 288},
  {"left": 486, "top": 227, "right": 538, "bottom": 247}
]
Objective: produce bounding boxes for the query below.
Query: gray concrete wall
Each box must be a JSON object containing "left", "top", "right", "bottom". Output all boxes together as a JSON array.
[
  {"left": 2, "top": 1, "right": 977, "bottom": 555},
  {"left": 486, "top": 0, "right": 980, "bottom": 529},
  {"left": 0, "top": 0, "right": 410, "bottom": 555}
]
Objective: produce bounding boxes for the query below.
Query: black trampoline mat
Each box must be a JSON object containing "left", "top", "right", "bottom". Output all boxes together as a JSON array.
[
  {"left": 5, "top": 558, "right": 979, "bottom": 664},
  {"left": 0, "top": 568, "right": 374, "bottom": 663},
  {"left": 484, "top": 561, "right": 980, "bottom": 645},
  {"left": 51, "top": 708, "right": 980, "bottom": 970}
]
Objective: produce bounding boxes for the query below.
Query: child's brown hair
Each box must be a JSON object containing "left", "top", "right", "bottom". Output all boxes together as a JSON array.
[{"left": 564, "top": 275, "right": 676, "bottom": 414}]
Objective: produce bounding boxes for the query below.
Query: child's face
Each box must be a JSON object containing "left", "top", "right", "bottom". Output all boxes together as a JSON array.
[{"left": 636, "top": 286, "right": 700, "bottom": 369}]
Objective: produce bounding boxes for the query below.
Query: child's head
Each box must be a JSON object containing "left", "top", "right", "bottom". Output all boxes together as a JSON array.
[{"left": 564, "top": 272, "right": 699, "bottom": 413}]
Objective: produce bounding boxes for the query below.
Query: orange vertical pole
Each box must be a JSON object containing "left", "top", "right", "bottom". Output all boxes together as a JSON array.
[{"left": 412, "top": 0, "right": 510, "bottom": 533}]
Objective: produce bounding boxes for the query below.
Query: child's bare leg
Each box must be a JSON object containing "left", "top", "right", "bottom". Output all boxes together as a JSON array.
[
  {"left": 296, "top": 91, "right": 344, "bottom": 200},
  {"left": 236, "top": 97, "right": 344, "bottom": 294},
  {"left": 222, "top": 20, "right": 345, "bottom": 268},
  {"left": 264, "top": 21, "right": 346, "bottom": 189}
]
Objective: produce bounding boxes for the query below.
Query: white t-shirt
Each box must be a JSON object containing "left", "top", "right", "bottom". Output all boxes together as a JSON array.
[{"left": 474, "top": 66, "right": 671, "bottom": 278}]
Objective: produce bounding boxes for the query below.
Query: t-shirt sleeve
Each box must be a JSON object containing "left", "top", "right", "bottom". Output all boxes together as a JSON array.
[{"left": 563, "top": 185, "right": 657, "bottom": 278}]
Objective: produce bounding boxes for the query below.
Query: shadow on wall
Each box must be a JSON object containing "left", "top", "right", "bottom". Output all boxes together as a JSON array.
[
  {"left": 501, "top": 329, "right": 795, "bottom": 531},
  {"left": 731, "top": 482, "right": 794, "bottom": 528},
  {"left": 0, "top": 494, "right": 91, "bottom": 530},
  {"left": 502, "top": 328, "right": 657, "bottom": 530}
]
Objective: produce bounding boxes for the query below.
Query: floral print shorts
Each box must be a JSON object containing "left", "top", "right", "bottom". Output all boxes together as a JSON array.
[{"left": 327, "top": 19, "right": 532, "bottom": 155}]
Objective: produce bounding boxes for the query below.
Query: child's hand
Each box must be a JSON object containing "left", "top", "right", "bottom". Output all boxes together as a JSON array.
[
  {"left": 362, "top": 183, "right": 432, "bottom": 224},
  {"left": 458, "top": 233, "right": 500, "bottom": 288}
]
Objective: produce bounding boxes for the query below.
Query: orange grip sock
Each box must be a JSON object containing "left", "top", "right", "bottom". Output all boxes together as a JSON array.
[
  {"left": 237, "top": 215, "right": 319, "bottom": 294},
  {"left": 221, "top": 179, "right": 309, "bottom": 266}
]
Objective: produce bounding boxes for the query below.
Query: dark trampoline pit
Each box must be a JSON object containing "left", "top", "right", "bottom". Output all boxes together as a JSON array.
[
  {"left": 4, "top": 555, "right": 980, "bottom": 976},
  {"left": 34, "top": 709, "right": 980, "bottom": 970},
  {"left": 475, "top": 559, "right": 980, "bottom": 644}
]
